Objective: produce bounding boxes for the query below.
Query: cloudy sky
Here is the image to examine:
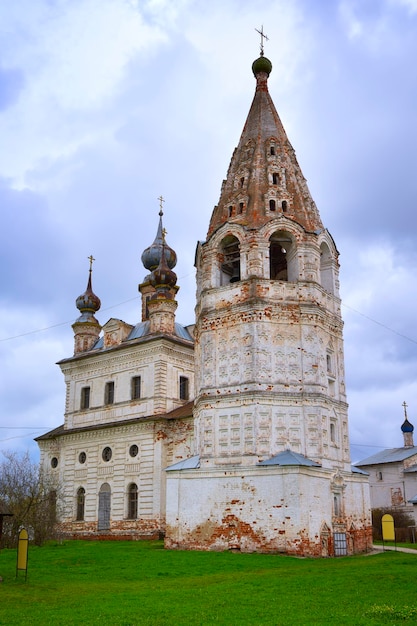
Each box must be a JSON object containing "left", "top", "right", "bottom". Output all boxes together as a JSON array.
[{"left": 1, "top": 0, "right": 417, "bottom": 463}]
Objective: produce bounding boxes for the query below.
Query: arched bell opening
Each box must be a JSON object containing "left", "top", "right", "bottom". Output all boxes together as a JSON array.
[
  {"left": 220, "top": 235, "right": 241, "bottom": 285},
  {"left": 320, "top": 241, "right": 335, "bottom": 295},
  {"left": 269, "top": 231, "right": 295, "bottom": 281}
]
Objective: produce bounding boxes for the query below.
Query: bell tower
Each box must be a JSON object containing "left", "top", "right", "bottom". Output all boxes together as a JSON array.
[
  {"left": 166, "top": 42, "right": 372, "bottom": 556},
  {"left": 194, "top": 51, "right": 346, "bottom": 471}
]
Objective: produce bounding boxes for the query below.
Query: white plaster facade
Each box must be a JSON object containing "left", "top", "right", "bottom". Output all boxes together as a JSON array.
[{"left": 38, "top": 52, "right": 372, "bottom": 555}]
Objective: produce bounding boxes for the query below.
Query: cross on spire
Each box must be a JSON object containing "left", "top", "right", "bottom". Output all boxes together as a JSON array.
[
  {"left": 158, "top": 195, "right": 165, "bottom": 216},
  {"left": 255, "top": 25, "right": 269, "bottom": 56},
  {"left": 87, "top": 255, "right": 95, "bottom": 273},
  {"left": 403, "top": 400, "right": 408, "bottom": 419}
]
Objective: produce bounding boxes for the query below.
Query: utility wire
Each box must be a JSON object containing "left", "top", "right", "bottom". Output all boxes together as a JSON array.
[{"left": 1, "top": 293, "right": 416, "bottom": 346}]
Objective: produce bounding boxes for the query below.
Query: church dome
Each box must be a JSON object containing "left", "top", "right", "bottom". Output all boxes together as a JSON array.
[
  {"left": 150, "top": 242, "right": 177, "bottom": 292},
  {"left": 401, "top": 417, "right": 414, "bottom": 433},
  {"left": 252, "top": 55, "right": 272, "bottom": 77},
  {"left": 141, "top": 210, "right": 177, "bottom": 271},
  {"left": 75, "top": 271, "right": 101, "bottom": 317}
]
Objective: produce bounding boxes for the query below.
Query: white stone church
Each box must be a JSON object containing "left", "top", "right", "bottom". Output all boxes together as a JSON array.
[{"left": 37, "top": 51, "right": 372, "bottom": 556}]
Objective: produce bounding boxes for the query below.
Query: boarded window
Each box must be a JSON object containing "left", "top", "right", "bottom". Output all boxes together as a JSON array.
[{"left": 98, "top": 483, "right": 111, "bottom": 530}]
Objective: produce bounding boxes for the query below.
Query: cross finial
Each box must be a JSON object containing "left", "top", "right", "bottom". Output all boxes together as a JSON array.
[
  {"left": 158, "top": 195, "right": 165, "bottom": 216},
  {"left": 403, "top": 401, "right": 408, "bottom": 419},
  {"left": 255, "top": 25, "right": 269, "bottom": 56},
  {"left": 162, "top": 227, "right": 167, "bottom": 243},
  {"left": 87, "top": 255, "right": 95, "bottom": 273}
]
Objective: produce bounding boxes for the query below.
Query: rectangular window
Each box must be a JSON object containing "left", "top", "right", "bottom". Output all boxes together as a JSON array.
[
  {"left": 80, "top": 386, "right": 90, "bottom": 410},
  {"left": 179, "top": 376, "right": 189, "bottom": 401},
  {"left": 105, "top": 381, "right": 115, "bottom": 405},
  {"left": 131, "top": 376, "right": 141, "bottom": 400}
]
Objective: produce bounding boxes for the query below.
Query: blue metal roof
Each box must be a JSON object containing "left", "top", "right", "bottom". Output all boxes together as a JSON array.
[
  {"left": 127, "top": 321, "right": 151, "bottom": 340},
  {"left": 351, "top": 465, "right": 369, "bottom": 475},
  {"left": 127, "top": 321, "right": 193, "bottom": 342},
  {"left": 88, "top": 320, "right": 193, "bottom": 351},
  {"left": 258, "top": 450, "right": 321, "bottom": 467},
  {"left": 355, "top": 446, "right": 417, "bottom": 466},
  {"left": 165, "top": 455, "right": 200, "bottom": 471}
]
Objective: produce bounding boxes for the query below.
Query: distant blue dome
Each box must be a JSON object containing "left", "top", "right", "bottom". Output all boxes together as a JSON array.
[{"left": 401, "top": 418, "right": 414, "bottom": 433}]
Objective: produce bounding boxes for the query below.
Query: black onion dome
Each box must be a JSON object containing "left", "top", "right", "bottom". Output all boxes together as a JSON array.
[
  {"left": 252, "top": 55, "right": 272, "bottom": 77},
  {"left": 141, "top": 211, "right": 177, "bottom": 271}
]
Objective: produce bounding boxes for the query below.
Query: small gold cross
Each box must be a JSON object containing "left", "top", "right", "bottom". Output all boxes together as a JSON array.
[{"left": 87, "top": 255, "right": 95, "bottom": 272}]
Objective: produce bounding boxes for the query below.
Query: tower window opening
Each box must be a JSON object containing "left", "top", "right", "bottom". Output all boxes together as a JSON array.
[
  {"left": 228, "top": 206, "right": 233, "bottom": 217},
  {"left": 330, "top": 422, "right": 336, "bottom": 443},
  {"left": 270, "top": 146, "right": 275, "bottom": 155},
  {"left": 239, "top": 202, "right": 244, "bottom": 214},
  {"left": 282, "top": 200, "right": 287, "bottom": 212},
  {"left": 326, "top": 354, "right": 332, "bottom": 373},
  {"left": 104, "top": 381, "right": 114, "bottom": 405},
  {"left": 269, "top": 241, "right": 288, "bottom": 280},
  {"left": 272, "top": 172, "right": 279, "bottom": 185},
  {"left": 179, "top": 376, "right": 189, "bottom": 400},
  {"left": 220, "top": 235, "right": 241, "bottom": 285},
  {"left": 269, "top": 199, "right": 276, "bottom": 212},
  {"left": 240, "top": 177, "right": 244, "bottom": 187},
  {"left": 81, "top": 386, "right": 90, "bottom": 410}
]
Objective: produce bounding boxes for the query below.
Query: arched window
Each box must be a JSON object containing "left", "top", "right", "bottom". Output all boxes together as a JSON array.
[
  {"left": 282, "top": 200, "right": 287, "bottom": 212},
  {"left": 98, "top": 483, "right": 111, "bottom": 530},
  {"left": 128, "top": 483, "right": 138, "bottom": 519},
  {"left": 76, "top": 487, "right": 85, "bottom": 521},
  {"left": 320, "top": 242, "right": 335, "bottom": 295},
  {"left": 272, "top": 172, "right": 279, "bottom": 185},
  {"left": 220, "top": 235, "right": 240, "bottom": 285},
  {"left": 269, "top": 199, "right": 276, "bottom": 211},
  {"left": 269, "top": 231, "right": 298, "bottom": 281}
]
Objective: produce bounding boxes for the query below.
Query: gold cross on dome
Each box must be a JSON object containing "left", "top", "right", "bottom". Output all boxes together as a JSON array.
[
  {"left": 162, "top": 227, "right": 167, "bottom": 243},
  {"left": 255, "top": 25, "right": 269, "bottom": 56},
  {"left": 403, "top": 400, "right": 408, "bottom": 419},
  {"left": 87, "top": 255, "right": 95, "bottom": 272},
  {"left": 158, "top": 195, "right": 165, "bottom": 216}
]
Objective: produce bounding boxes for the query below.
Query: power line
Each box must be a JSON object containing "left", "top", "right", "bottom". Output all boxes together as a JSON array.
[
  {"left": 341, "top": 302, "right": 417, "bottom": 346},
  {"left": 1, "top": 294, "right": 416, "bottom": 346}
]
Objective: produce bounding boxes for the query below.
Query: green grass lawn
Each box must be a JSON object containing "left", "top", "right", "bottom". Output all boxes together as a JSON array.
[{"left": 1, "top": 540, "right": 416, "bottom": 625}]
